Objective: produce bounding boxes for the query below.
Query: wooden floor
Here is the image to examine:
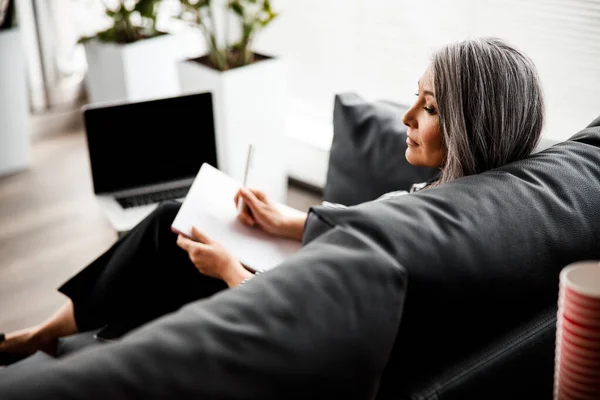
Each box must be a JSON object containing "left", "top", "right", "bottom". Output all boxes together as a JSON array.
[{"left": 0, "top": 131, "right": 321, "bottom": 333}]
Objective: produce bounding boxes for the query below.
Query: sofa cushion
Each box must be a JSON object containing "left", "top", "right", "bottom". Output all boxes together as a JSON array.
[
  {"left": 324, "top": 93, "right": 439, "bottom": 206},
  {"left": 0, "top": 226, "right": 408, "bottom": 400}
]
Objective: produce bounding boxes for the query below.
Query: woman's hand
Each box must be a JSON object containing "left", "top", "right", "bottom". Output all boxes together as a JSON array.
[
  {"left": 234, "top": 188, "right": 306, "bottom": 241},
  {"left": 176, "top": 227, "right": 252, "bottom": 287}
]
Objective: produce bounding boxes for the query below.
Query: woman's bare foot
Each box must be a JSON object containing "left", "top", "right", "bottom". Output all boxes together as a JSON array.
[{"left": 0, "top": 326, "right": 57, "bottom": 357}]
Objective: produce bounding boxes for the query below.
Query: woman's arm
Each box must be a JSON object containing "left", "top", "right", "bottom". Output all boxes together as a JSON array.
[
  {"left": 223, "top": 264, "right": 254, "bottom": 288},
  {"left": 177, "top": 227, "right": 253, "bottom": 288},
  {"left": 279, "top": 212, "right": 307, "bottom": 242}
]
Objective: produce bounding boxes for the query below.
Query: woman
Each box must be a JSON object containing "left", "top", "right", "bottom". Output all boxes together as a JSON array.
[{"left": 0, "top": 37, "right": 544, "bottom": 363}]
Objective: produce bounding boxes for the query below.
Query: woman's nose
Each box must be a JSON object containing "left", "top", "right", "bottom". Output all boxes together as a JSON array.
[{"left": 402, "top": 108, "right": 414, "bottom": 128}]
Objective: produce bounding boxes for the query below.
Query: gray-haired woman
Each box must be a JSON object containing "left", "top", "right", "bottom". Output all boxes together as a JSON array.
[{"left": 0, "top": 37, "right": 544, "bottom": 364}]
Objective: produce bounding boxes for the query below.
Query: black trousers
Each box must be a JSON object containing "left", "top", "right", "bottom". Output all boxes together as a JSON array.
[
  {"left": 58, "top": 200, "right": 228, "bottom": 336},
  {"left": 0, "top": 202, "right": 226, "bottom": 373}
]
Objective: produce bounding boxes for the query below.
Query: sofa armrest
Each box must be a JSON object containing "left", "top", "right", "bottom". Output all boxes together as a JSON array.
[{"left": 408, "top": 305, "right": 557, "bottom": 400}]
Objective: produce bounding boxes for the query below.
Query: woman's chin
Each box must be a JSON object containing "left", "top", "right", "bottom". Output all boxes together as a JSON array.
[{"left": 405, "top": 147, "right": 420, "bottom": 166}]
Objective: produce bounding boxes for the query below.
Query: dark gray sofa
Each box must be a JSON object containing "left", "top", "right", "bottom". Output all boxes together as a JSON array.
[{"left": 1, "top": 97, "right": 599, "bottom": 400}]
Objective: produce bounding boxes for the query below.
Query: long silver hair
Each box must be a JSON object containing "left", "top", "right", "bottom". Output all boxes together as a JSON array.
[{"left": 432, "top": 37, "right": 545, "bottom": 184}]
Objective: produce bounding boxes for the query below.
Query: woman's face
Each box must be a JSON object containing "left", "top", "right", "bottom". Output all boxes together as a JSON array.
[{"left": 401, "top": 67, "right": 446, "bottom": 169}]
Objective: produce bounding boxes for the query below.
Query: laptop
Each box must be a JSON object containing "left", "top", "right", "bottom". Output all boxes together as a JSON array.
[{"left": 83, "top": 92, "right": 217, "bottom": 233}]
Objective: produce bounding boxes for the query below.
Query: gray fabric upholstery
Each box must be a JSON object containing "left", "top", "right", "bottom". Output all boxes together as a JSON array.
[
  {"left": 324, "top": 93, "right": 439, "bottom": 206},
  {"left": 0, "top": 332, "right": 103, "bottom": 381},
  {"left": 0, "top": 352, "right": 55, "bottom": 377},
  {"left": 409, "top": 304, "right": 557, "bottom": 399},
  {"left": 308, "top": 120, "right": 600, "bottom": 398},
  {"left": 56, "top": 331, "right": 103, "bottom": 356},
  {"left": 0, "top": 226, "right": 408, "bottom": 399}
]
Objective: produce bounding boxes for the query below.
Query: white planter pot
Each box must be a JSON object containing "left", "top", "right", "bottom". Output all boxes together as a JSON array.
[
  {"left": 178, "top": 56, "right": 288, "bottom": 202},
  {"left": 84, "top": 34, "right": 182, "bottom": 104},
  {"left": 0, "top": 28, "right": 30, "bottom": 176}
]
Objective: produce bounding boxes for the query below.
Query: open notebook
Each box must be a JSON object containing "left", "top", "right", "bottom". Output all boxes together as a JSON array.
[{"left": 171, "top": 163, "right": 303, "bottom": 272}]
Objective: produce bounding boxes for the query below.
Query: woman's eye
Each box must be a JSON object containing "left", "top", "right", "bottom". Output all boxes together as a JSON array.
[
  {"left": 424, "top": 106, "right": 436, "bottom": 115},
  {"left": 414, "top": 92, "right": 419, "bottom": 97}
]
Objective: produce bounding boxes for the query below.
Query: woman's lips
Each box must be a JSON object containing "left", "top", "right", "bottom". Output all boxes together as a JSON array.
[{"left": 406, "top": 135, "right": 419, "bottom": 147}]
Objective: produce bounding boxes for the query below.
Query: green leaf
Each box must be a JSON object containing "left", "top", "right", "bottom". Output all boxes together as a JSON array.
[
  {"left": 135, "top": 0, "right": 160, "bottom": 19},
  {"left": 263, "top": 0, "right": 272, "bottom": 13},
  {"left": 229, "top": 1, "right": 244, "bottom": 17},
  {"left": 96, "top": 27, "right": 119, "bottom": 43},
  {"left": 77, "top": 36, "right": 93, "bottom": 44}
]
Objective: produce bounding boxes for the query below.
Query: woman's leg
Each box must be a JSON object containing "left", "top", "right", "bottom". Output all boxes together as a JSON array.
[
  {"left": 0, "top": 302, "right": 76, "bottom": 357},
  {"left": 1, "top": 201, "right": 227, "bottom": 358}
]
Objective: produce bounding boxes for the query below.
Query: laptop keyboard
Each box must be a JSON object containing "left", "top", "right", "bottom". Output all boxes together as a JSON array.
[{"left": 116, "top": 186, "right": 190, "bottom": 209}]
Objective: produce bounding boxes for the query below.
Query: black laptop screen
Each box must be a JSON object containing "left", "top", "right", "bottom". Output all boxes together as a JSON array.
[{"left": 83, "top": 93, "right": 217, "bottom": 194}]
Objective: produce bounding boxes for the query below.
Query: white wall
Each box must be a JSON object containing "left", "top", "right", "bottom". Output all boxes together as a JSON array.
[{"left": 254, "top": 0, "right": 600, "bottom": 141}]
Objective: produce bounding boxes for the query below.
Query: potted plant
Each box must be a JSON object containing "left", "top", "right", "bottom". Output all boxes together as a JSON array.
[
  {"left": 0, "top": 0, "right": 30, "bottom": 176},
  {"left": 80, "top": 0, "right": 182, "bottom": 104},
  {"left": 177, "top": 0, "right": 288, "bottom": 202}
]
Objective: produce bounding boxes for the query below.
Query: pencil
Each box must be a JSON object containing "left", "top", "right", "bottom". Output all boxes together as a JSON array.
[{"left": 238, "top": 144, "right": 254, "bottom": 212}]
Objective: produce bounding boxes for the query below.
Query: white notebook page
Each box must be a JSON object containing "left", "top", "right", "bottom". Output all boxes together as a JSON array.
[{"left": 171, "top": 163, "right": 303, "bottom": 272}]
